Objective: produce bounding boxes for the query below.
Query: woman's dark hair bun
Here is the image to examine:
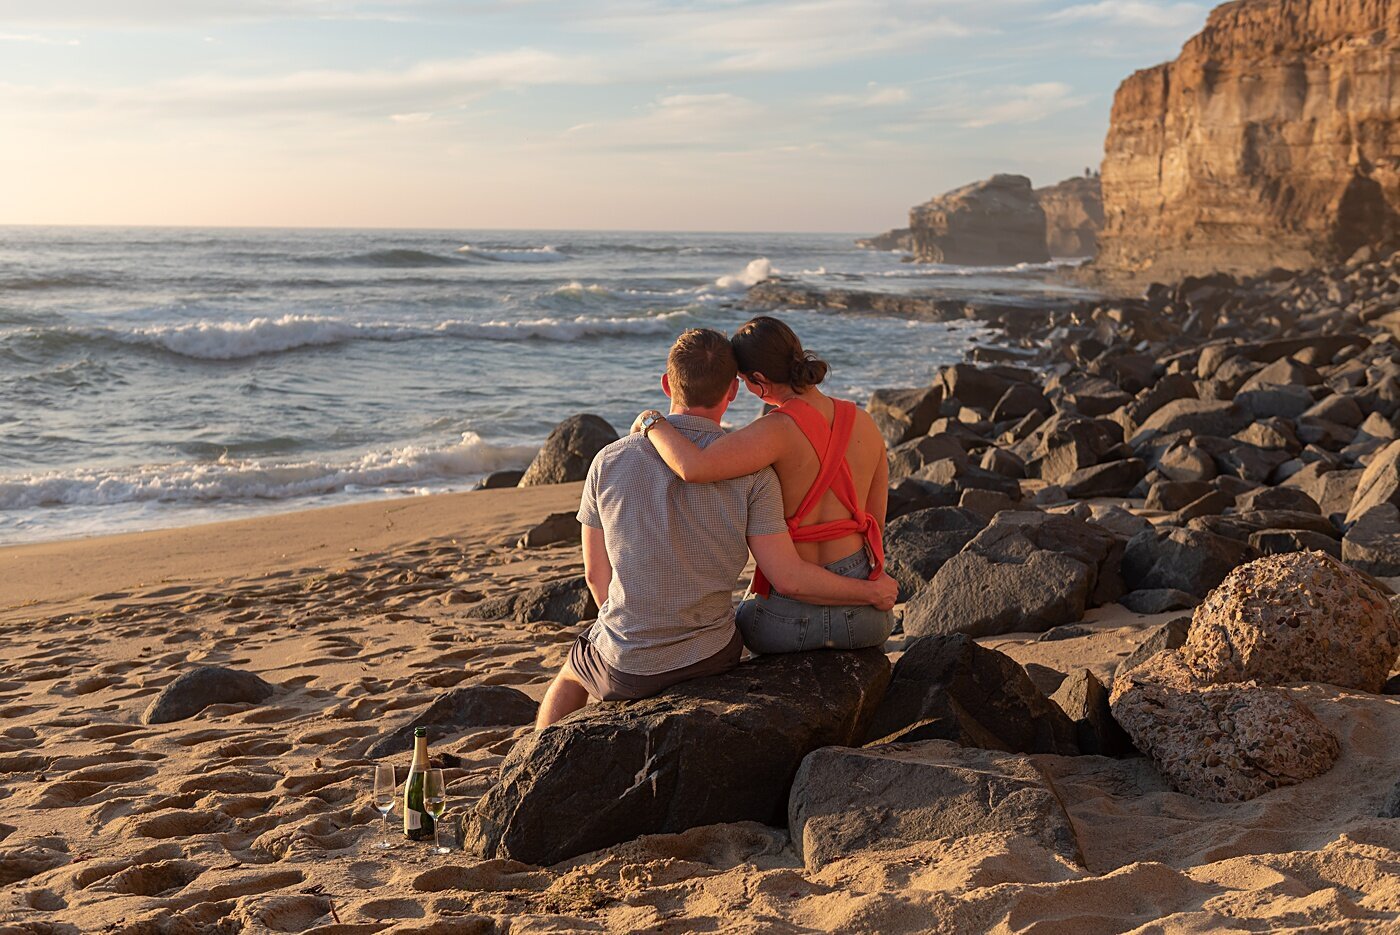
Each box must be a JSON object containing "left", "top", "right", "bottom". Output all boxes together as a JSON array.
[{"left": 790, "top": 353, "right": 829, "bottom": 389}]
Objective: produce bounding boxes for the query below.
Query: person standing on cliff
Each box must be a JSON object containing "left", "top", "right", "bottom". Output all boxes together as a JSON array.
[{"left": 534, "top": 328, "right": 897, "bottom": 728}]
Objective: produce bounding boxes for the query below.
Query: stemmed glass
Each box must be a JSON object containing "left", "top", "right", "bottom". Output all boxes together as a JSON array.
[
  {"left": 424, "top": 768, "right": 449, "bottom": 854},
  {"left": 372, "top": 764, "right": 397, "bottom": 850}
]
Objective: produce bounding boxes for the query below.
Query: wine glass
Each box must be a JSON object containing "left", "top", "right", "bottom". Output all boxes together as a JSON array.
[
  {"left": 424, "top": 768, "right": 449, "bottom": 854},
  {"left": 372, "top": 764, "right": 396, "bottom": 850}
]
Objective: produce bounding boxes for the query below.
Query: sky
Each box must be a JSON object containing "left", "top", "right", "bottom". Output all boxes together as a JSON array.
[{"left": 0, "top": 0, "right": 1210, "bottom": 232}]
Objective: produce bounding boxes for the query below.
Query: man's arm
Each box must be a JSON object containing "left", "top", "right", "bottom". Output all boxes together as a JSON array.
[
  {"left": 582, "top": 525, "right": 612, "bottom": 608},
  {"left": 748, "top": 533, "right": 897, "bottom": 610}
]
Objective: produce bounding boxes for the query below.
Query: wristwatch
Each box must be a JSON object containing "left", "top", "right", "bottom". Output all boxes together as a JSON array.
[{"left": 639, "top": 410, "right": 666, "bottom": 435}]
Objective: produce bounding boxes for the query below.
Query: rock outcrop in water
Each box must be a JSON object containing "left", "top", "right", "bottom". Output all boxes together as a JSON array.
[
  {"left": 859, "top": 174, "right": 1102, "bottom": 263},
  {"left": 908, "top": 174, "right": 1050, "bottom": 266},
  {"left": 1094, "top": 0, "right": 1400, "bottom": 281}
]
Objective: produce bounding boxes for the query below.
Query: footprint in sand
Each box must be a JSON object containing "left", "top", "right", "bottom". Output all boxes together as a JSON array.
[
  {"left": 17, "top": 888, "right": 67, "bottom": 911},
  {"left": 354, "top": 896, "right": 426, "bottom": 921},
  {"left": 129, "top": 809, "right": 235, "bottom": 840},
  {"left": 94, "top": 859, "right": 206, "bottom": 897},
  {"left": 233, "top": 892, "right": 334, "bottom": 933},
  {"left": 0, "top": 844, "right": 71, "bottom": 886}
]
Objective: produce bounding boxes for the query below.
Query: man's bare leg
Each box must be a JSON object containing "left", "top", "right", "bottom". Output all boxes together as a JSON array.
[{"left": 536, "top": 663, "right": 590, "bottom": 730}]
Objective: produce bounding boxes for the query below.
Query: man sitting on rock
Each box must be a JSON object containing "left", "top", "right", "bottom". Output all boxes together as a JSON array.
[{"left": 536, "top": 328, "right": 898, "bottom": 728}]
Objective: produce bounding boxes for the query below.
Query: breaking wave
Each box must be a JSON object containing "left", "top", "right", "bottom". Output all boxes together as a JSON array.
[{"left": 456, "top": 244, "right": 570, "bottom": 263}]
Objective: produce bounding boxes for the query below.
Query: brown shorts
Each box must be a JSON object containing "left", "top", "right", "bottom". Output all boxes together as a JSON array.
[{"left": 567, "top": 629, "right": 743, "bottom": 702}]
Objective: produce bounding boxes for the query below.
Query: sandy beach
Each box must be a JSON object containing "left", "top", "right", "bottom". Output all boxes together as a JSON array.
[{"left": 2, "top": 483, "right": 1396, "bottom": 934}]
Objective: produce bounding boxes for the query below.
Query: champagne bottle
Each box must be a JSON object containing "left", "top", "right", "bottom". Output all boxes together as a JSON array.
[{"left": 402, "top": 727, "right": 435, "bottom": 841}]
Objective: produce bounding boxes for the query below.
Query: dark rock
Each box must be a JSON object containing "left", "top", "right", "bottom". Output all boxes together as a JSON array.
[
  {"left": 939, "top": 364, "right": 1024, "bottom": 412},
  {"left": 1236, "top": 385, "right": 1316, "bottom": 421},
  {"left": 1037, "top": 624, "right": 1093, "bottom": 642},
  {"left": 1347, "top": 439, "right": 1400, "bottom": 524},
  {"left": 979, "top": 447, "right": 1026, "bottom": 479},
  {"left": 467, "top": 649, "right": 891, "bottom": 865},
  {"left": 1112, "top": 373, "right": 1198, "bottom": 436},
  {"left": 1382, "top": 779, "right": 1400, "bottom": 819},
  {"left": 1071, "top": 503, "right": 1153, "bottom": 541},
  {"left": 788, "top": 741, "right": 1082, "bottom": 870},
  {"left": 957, "top": 488, "right": 1022, "bottom": 520},
  {"left": 518, "top": 414, "right": 619, "bottom": 487},
  {"left": 1116, "top": 616, "right": 1190, "bottom": 679},
  {"left": 1134, "top": 399, "right": 1250, "bottom": 443},
  {"left": 367, "top": 686, "right": 538, "bottom": 758},
  {"left": 902, "top": 512, "right": 1123, "bottom": 639},
  {"left": 864, "top": 633, "right": 1078, "bottom": 755},
  {"left": 142, "top": 666, "right": 275, "bottom": 725},
  {"left": 889, "top": 434, "right": 968, "bottom": 480},
  {"left": 1023, "top": 662, "right": 1068, "bottom": 696},
  {"left": 882, "top": 507, "right": 985, "bottom": 602},
  {"left": 1220, "top": 510, "right": 1339, "bottom": 539},
  {"left": 1167, "top": 490, "right": 1234, "bottom": 524},
  {"left": 991, "top": 384, "right": 1051, "bottom": 422},
  {"left": 868, "top": 386, "right": 943, "bottom": 445},
  {"left": 464, "top": 593, "right": 520, "bottom": 621},
  {"left": 1283, "top": 463, "right": 1361, "bottom": 526},
  {"left": 1060, "top": 459, "right": 1147, "bottom": 498},
  {"left": 1122, "top": 527, "right": 1254, "bottom": 598},
  {"left": 477, "top": 469, "right": 524, "bottom": 490},
  {"left": 1050, "top": 669, "right": 1135, "bottom": 757},
  {"left": 1250, "top": 528, "right": 1342, "bottom": 558},
  {"left": 1237, "top": 357, "right": 1321, "bottom": 392},
  {"left": 1157, "top": 444, "right": 1217, "bottom": 482},
  {"left": 1119, "top": 589, "right": 1199, "bottom": 614},
  {"left": 1234, "top": 419, "right": 1301, "bottom": 454},
  {"left": 912, "top": 458, "right": 1021, "bottom": 499},
  {"left": 1303, "top": 394, "right": 1364, "bottom": 429},
  {"left": 1233, "top": 486, "right": 1321, "bottom": 515},
  {"left": 1297, "top": 417, "right": 1355, "bottom": 449},
  {"left": 886, "top": 477, "right": 960, "bottom": 520},
  {"left": 515, "top": 577, "right": 597, "bottom": 626},
  {"left": 1144, "top": 480, "right": 1214, "bottom": 512},
  {"left": 518, "top": 512, "right": 582, "bottom": 549},
  {"left": 1028, "top": 416, "right": 1123, "bottom": 483},
  {"left": 1343, "top": 504, "right": 1400, "bottom": 576}
]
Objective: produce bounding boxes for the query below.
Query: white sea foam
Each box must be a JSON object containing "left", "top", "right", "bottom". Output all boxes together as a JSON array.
[
  {"left": 0, "top": 432, "right": 537, "bottom": 510},
  {"left": 713, "top": 257, "right": 774, "bottom": 290},
  {"left": 456, "top": 244, "right": 570, "bottom": 263},
  {"left": 42, "top": 311, "right": 694, "bottom": 361}
]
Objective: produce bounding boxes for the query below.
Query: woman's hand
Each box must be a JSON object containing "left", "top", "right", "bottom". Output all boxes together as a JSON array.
[
  {"left": 868, "top": 573, "right": 898, "bottom": 612},
  {"left": 630, "top": 409, "right": 664, "bottom": 435}
]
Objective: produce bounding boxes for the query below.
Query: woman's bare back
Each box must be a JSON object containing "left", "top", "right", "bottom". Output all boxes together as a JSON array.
[{"left": 769, "top": 392, "right": 886, "bottom": 566}]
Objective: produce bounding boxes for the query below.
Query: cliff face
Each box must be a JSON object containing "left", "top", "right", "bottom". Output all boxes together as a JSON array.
[
  {"left": 1036, "top": 176, "right": 1103, "bottom": 258},
  {"left": 1095, "top": 0, "right": 1400, "bottom": 280},
  {"left": 908, "top": 174, "right": 1050, "bottom": 265}
]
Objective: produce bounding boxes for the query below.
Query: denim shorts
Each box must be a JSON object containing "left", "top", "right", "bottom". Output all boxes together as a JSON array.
[{"left": 736, "top": 548, "right": 895, "bottom": 655}]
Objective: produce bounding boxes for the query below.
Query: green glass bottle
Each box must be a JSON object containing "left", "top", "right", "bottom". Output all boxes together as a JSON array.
[{"left": 402, "top": 727, "right": 435, "bottom": 841}]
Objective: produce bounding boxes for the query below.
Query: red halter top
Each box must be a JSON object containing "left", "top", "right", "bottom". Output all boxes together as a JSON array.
[{"left": 751, "top": 396, "right": 885, "bottom": 598}]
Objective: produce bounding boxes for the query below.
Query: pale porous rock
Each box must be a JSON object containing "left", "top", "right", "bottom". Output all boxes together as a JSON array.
[
  {"left": 1110, "top": 650, "right": 1340, "bottom": 802},
  {"left": 1183, "top": 551, "right": 1400, "bottom": 693},
  {"left": 1094, "top": 0, "right": 1400, "bottom": 280},
  {"left": 908, "top": 174, "right": 1051, "bottom": 266}
]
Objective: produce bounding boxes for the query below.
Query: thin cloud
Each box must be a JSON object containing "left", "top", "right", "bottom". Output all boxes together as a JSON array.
[
  {"left": 1046, "top": 1, "right": 1206, "bottom": 29},
  {"left": 0, "top": 32, "right": 80, "bottom": 45},
  {"left": 959, "top": 82, "right": 1090, "bottom": 128},
  {"left": 819, "top": 84, "right": 910, "bottom": 107}
]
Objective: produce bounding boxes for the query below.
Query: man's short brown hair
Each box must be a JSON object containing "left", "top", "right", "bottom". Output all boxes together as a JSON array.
[{"left": 666, "top": 328, "right": 737, "bottom": 409}]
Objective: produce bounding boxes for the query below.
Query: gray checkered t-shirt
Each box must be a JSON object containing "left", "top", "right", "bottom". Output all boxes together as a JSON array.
[{"left": 576, "top": 413, "right": 787, "bottom": 676}]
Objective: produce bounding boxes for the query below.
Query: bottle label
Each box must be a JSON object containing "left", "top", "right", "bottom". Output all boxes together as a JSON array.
[{"left": 406, "top": 810, "right": 422, "bottom": 831}]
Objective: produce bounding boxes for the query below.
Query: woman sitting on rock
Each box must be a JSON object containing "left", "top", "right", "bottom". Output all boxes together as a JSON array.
[{"left": 632, "top": 315, "right": 894, "bottom": 653}]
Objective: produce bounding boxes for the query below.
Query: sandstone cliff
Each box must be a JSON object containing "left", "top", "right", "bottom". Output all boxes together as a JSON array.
[
  {"left": 908, "top": 174, "right": 1050, "bottom": 265},
  {"left": 855, "top": 227, "right": 913, "bottom": 251},
  {"left": 1037, "top": 176, "right": 1103, "bottom": 258},
  {"left": 1095, "top": 0, "right": 1400, "bottom": 280}
]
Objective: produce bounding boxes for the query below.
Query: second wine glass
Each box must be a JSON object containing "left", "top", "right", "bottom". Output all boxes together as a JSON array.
[
  {"left": 372, "top": 763, "right": 396, "bottom": 850},
  {"left": 424, "top": 768, "right": 449, "bottom": 854}
]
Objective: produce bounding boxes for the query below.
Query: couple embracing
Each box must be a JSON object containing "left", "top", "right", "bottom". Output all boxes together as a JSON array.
[{"left": 537, "top": 317, "right": 898, "bottom": 728}]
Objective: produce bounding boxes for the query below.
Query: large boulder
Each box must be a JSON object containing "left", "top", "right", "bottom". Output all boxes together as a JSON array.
[
  {"left": 366, "top": 686, "right": 538, "bottom": 758},
  {"left": 515, "top": 576, "right": 597, "bottom": 626},
  {"left": 142, "top": 666, "right": 275, "bottom": 725},
  {"left": 1122, "top": 527, "right": 1254, "bottom": 598},
  {"left": 882, "top": 507, "right": 986, "bottom": 602},
  {"left": 868, "top": 386, "right": 943, "bottom": 445},
  {"left": 788, "top": 741, "right": 1082, "bottom": 871},
  {"left": 864, "top": 633, "right": 1079, "bottom": 755},
  {"left": 1109, "top": 650, "right": 1339, "bottom": 803},
  {"left": 1183, "top": 551, "right": 1400, "bottom": 694},
  {"left": 518, "top": 414, "right": 618, "bottom": 487},
  {"left": 467, "top": 649, "right": 890, "bottom": 865},
  {"left": 902, "top": 512, "right": 1123, "bottom": 639}
]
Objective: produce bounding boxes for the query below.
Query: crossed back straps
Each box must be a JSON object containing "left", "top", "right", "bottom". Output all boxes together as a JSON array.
[{"left": 751, "top": 396, "right": 885, "bottom": 598}]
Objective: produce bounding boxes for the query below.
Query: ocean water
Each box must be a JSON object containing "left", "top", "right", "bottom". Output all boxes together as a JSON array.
[{"left": 0, "top": 227, "right": 1093, "bottom": 545}]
